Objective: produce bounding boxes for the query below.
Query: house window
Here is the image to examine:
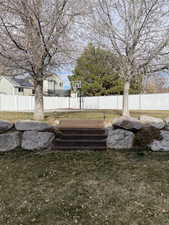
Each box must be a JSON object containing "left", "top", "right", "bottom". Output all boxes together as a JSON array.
[
  {"left": 59, "top": 82, "right": 63, "bottom": 87},
  {"left": 18, "top": 87, "right": 24, "bottom": 92},
  {"left": 48, "top": 80, "right": 54, "bottom": 90},
  {"left": 32, "top": 90, "right": 35, "bottom": 95}
]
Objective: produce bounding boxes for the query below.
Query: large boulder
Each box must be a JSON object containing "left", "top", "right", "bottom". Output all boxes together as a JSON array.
[
  {"left": 15, "top": 120, "right": 52, "bottom": 131},
  {"left": 149, "top": 130, "right": 169, "bottom": 151},
  {"left": 112, "top": 116, "right": 143, "bottom": 132},
  {"left": 139, "top": 115, "right": 165, "bottom": 129},
  {"left": 107, "top": 128, "right": 135, "bottom": 149},
  {"left": 0, "top": 120, "right": 13, "bottom": 132},
  {"left": 0, "top": 132, "right": 20, "bottom": 152},
  {"left": 22, "top": 131, "right": 55, "bottom": 151}
]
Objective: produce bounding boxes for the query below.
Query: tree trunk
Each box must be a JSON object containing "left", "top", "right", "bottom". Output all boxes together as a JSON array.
[
  {"left": 34, "top": 80, "right": 44, "bottom": 120},
  {"left": 122, "top": 81, "right": 130, "bottom": 116}
]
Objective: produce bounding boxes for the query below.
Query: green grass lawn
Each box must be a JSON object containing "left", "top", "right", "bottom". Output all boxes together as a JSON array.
[
  {"left": 1, "top": 150, "right": 169, "bottom": 225},
  {"left": 0, "top": 110, "right": 168, "bottom": 123}
]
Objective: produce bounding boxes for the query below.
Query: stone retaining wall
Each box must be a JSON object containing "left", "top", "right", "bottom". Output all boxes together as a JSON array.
[
  {"left": 0, "top": 120, "right": 60, "bottom": 152},
  {"left": 0, "top": 115, "right": 169, "bottom": 152},
  {"left": 107, "top": 115, "right": 169, "bottom": 151}
]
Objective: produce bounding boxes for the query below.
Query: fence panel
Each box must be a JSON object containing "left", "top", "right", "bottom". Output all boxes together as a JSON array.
[
  {"left": 17, "top": 96, "right": 34, "bottom": 111},
  {"left": 44, "top": 97, "right": 69, "bottom": 110},
  {"left": 0, "top": 93, "right": 168, "bottom": 111},
  {"left": 129, "top": 94, "right": 140, "bottom": 110},
  {"left": 98, "top": 96, "right": 115, "bottom": 109},
  {"left": 83, "top": 96, "right": 99, "bottom": 109},
  {"left": 69, "top": 97, "right": 80, "bottom": 109},
  {"left": 0, "top": 95, "right": 34, "bottom": 111},
  {"left": 140, "top": 93, "right": 169, "bottom": 110},
  {"left": 0, "top": 95, "right": 16, "bottom": 111}
]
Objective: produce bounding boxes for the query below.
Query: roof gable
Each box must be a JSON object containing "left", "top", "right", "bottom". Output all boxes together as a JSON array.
[
  {"left": 2, "top": 76, "right": 33, "bottom": 88},
  {"left": 45, "top": 73, "right": 62, "bottom": 82}
]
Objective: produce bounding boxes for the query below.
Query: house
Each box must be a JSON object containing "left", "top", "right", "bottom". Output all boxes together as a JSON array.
[
  {"left": 43, "top": 74, "right": 65, "bottom": 96},
  {"left": 0, "top": 74, "right": 66, "bottom": 96},
  {"left": 0, "top": 76, "right": 34, "bottom": 96}
]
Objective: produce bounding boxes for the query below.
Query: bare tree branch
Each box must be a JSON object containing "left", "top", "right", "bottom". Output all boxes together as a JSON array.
[
  {"left": 0, "top": 0, "right": 88, "bottom": 119},
  {"left": 89, "top": 0, "right": 169, "bottom": 115}
]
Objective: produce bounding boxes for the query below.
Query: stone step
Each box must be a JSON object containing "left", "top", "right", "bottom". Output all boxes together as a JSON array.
[
  {"left": 55, "top": 138, "right": 107, "bottom": 147},
  {"left": 60, "top": 133, "right": 107, "bottom": 140},
  {"left": 54, "top": 122, "right": 108, "bottom": 151},
  {"left": 58, "top": 120, "right": 105, "bottom": 129},
  {"left": 59, "top": 128, "right": 106, "bottom": 135}
]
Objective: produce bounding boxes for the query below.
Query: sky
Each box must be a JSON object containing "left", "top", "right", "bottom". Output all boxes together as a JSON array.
[{"left": 57, "top": 70, "right": 73, "bottom": 90}]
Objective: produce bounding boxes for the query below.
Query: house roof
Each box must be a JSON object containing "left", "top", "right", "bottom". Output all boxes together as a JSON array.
[
  {"left": 5, "top": 76, "right": 33, "bottom": 89},
  {"left": 45, "top": 73, "right": 62, "bottom": 81},
  {"left": 1, "top": 73, "right": 63, "bottom": 89}
]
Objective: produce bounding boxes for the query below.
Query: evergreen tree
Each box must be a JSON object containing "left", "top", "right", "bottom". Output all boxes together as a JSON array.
[{"left": 71, "top": 44, "right": 142, "bottom": 96}]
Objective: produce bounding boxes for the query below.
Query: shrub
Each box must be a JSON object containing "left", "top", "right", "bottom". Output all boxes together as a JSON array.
[{"left": 133, "top": 126, "right": 162, "bottom": 149}]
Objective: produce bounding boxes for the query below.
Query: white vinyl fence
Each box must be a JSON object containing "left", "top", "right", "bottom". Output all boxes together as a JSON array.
[{"left": 0, "top": 93, "right": 169, "bottom": 112}]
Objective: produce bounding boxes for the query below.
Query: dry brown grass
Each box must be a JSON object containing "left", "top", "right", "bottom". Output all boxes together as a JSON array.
[
  {"left": 0, "top": 109, "right": 168, "bottom": 124},
  {"left": 0, "top": 150, "right": 169, "bottom": 225}
]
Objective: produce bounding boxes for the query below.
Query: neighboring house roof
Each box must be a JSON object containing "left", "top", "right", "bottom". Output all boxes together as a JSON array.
[
  {"left": 4, "top": 76, "right": 33, "bottom": 89},
  {"left": 45, "top": 73, "right": 62, "bottom": 82},
  {"left": 1, "top": 74, "right": 64, "bottom": 89}
]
